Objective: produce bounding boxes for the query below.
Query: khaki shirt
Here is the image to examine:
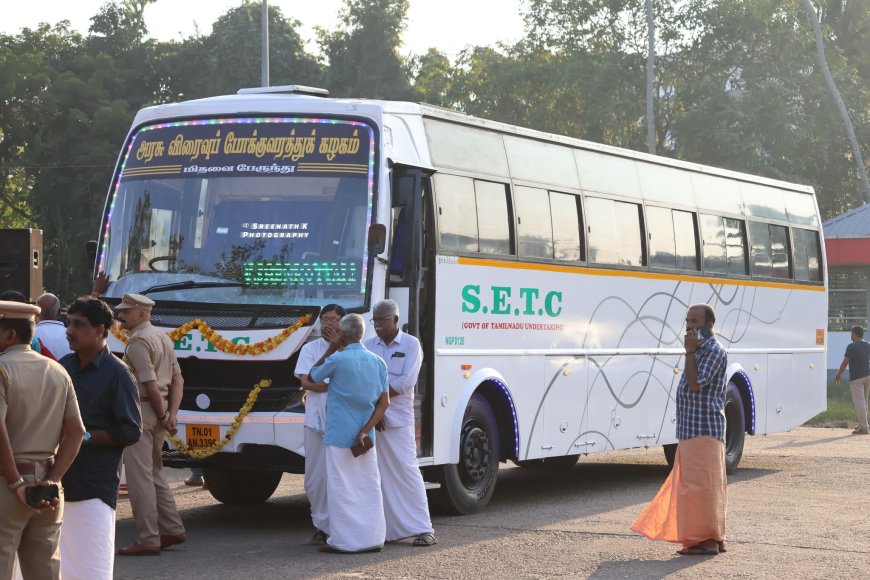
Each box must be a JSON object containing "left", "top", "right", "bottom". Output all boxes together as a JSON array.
[
  {"left": 0, "top": 343, "right": 83, "bottom": 461},
  {"left": 123, "top": 321, "right": 181, "bottom": 397}
]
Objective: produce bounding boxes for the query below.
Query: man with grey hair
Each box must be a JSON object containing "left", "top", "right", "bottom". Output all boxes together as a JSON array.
[
  {"left": 35, "top": 293, "right": 72, "bottom": 361},
  {"left": 365, "top": 300, "right": 435, "bottom": 546},
  {"left": 309, "top": 313, "right": 390, "bottom": 553}
]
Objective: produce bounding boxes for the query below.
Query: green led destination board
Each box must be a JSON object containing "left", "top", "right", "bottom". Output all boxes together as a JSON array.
[{"left": 243, "top": 261, "right": 359, "bottom": 288}]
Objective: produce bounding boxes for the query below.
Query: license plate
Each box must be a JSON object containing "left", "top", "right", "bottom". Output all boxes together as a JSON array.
[{"left": 185, "top": 424, "right": 220, "bottom": 450}]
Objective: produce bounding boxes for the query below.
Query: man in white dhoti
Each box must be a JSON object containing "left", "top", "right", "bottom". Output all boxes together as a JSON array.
[
  {"left": 59, "top": 297, "right": 142, "bottom": 578},
  {"left": 294, "top": 304, "right": 346, "bottom": 544},
  {"left": 365, "top": 300, "right": 436, "bottom": 546},
  {"left": 309, "top": 314, "right": 389, "bottom": 553}
]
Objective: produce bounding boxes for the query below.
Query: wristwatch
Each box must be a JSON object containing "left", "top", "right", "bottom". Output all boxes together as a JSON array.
[
  {"left": 83, "top": 431, "right": 92, "bottom": 445},
  {"left": 7, "top": 476, "right": 25, "bottom": 490}
]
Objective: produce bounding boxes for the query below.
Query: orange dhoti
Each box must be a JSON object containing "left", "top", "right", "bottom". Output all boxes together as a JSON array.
[{"left": 631, "top": 435, "right": 727, "bottom": 547}]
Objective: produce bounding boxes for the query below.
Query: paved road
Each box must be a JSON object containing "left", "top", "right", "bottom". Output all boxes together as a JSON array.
[{"left": 114, "top": 427, "right": 869, "bottom": 578}]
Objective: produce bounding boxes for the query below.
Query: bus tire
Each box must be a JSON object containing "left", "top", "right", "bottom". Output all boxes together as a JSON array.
[
  {"left": 513, "top": 455, "right": 579, "bottom": 470},
  {"left": 431, "top": 393, "right": 500, "bottom": 515},
  {"left": 663, "top": 443, "right": 677, "bottom": 470},
  {"left": 724, "top": 382, "right": 745, "bottom": 474},
  {"left": 202, "top": 467, "right": 282, "bottom": 505}
]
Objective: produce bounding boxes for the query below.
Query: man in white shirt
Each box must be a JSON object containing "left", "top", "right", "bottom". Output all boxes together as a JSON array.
[
  {"left": 34, "top": 293, "right": 72, "bottom": 361},
  {"left": 294, "top": 304, "right": 345, "bottom": 545},
  {"left": 364, "top": 299, "right": 435, "bottom": 546}
]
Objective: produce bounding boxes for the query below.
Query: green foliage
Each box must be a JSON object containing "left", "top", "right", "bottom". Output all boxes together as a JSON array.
[
  {"left": 318, "top": 0, "right": 413, "bottom": 99},
  {"left": 1, "top": 0, "right": 869, "bottom": 302}
]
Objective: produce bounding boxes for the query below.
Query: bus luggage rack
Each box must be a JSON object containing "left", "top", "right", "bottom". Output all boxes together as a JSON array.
[{"left": 147, "top": 303, "right": 320, "bottom": 330}]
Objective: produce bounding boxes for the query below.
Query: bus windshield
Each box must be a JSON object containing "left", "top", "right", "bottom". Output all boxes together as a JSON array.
[{"left": 98, "top": 117, "right": 376, "bottom": 309}]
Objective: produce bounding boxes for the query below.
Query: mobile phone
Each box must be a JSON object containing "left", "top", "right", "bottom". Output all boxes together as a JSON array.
[{"left": 25, "top": 484, "right": 59, "bottom": 507}]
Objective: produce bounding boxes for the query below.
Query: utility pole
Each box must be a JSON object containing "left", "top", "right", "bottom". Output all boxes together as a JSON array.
[
  {"left": 261, "top": 0, "right": 270, "bottom": 87},
  {"left": 645, "top": 0, "right": 656, "bottom": 155}
]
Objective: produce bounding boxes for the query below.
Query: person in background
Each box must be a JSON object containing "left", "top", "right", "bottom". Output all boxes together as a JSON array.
[
  {"left": 115, "top": 293, "right": 186, "bottom": 556},
  {"left": 0, "top": 300, "right": 85, "bottom": 579},
  {"left": 834, "top": 325, "right": 870, "bottom": 435},
  {"left": 35, "top": 293, "right": 72, "bottom": 361},
  {"left": 364, "top": 300, "right": 435, "bottom": 547},
  {"left": 309, "top": 314, "right": 389, "bottom": 553},
  {"left": 59, "top": 296, "right": 142, "bottom": 579},
  {"left": 294, "top": 304, "right": 346, "bottom": 544},
  {"left": 0, "top": 291, "right": 41, "bottom": 354},
  {"left": 631, "top": 303, "right": 729, "bottom": 556}
]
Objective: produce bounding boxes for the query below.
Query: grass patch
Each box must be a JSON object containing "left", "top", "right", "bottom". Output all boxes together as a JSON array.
[{"left": 807, "top": 380, "right": 856, "bottom": 425}]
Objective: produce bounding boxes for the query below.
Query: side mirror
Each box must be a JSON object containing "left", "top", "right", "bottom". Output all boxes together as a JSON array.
[
  {"left": 85, "top": 240, "right": 98, "bottom": 270},
  {"left": 368, "top": 224, "right": 386, "bottom": 255}
]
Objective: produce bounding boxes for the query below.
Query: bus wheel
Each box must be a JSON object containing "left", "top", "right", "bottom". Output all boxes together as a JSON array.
[
  {"left": 513, "top": 455, "right": 579, "bottom": 470},
  {"left": 663, "top": 444, "right": 677, "bottom": 470},
  {"left": 202, "top": 468, "right": 282, "bottom": 505},
  {"left": 432, "top": 393, "right": 500, "bottom": 515},
  {"left": 724, "top": 382, "right": 746, "bottom": 474}
]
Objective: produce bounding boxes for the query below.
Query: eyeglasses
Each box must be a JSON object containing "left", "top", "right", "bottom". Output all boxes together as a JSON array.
[
  {"left": 320, "top": 316, "right": 341, "bottom": 324},
  {"left": 370, "top": 316, "right": 395, "bottom": 324}
]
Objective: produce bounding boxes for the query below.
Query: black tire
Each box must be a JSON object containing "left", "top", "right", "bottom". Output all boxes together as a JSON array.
[
  {"left": 663, "top": 443, "right": 677, "bottom": 470},
  {"left": 513, "top": 455, "right": 579, "bottom": 470},
  {"left": 724, "top": 382, "right": 745, "bottom": 474},
  {"left": 430, "top": 393, "right": 500, "bottom": 515},
  {"left": 202, "top": 467, "right": 282, "bottom": 505}
]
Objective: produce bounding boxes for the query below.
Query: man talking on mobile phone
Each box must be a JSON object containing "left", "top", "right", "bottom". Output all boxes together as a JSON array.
[
  {"left": 632, "top": 303, "right": 729, "bottom": 557},
  {"left": 59, "top": 296, "right": 142, "bottom": 578},
  {"left": 0, "top": 300, "right": 86, "bottom": 579}
]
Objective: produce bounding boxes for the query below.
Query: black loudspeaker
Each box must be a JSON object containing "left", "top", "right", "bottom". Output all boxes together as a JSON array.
[{"left": 0, "top": 229, "right": 43, "bottom": 302}]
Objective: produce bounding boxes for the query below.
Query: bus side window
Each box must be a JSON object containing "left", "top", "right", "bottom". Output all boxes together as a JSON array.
[
  {"left": 550, "top": 191, "right": 583, "bottom": 262},
  {"left": 434, "top": 174, "right": 478, "bottom": 253},
  {"left": 793, "top": 228, "right": 822, "bottom": 282},
  {"left": 474, "top": 180, "right": 513, "bottom": 256},
  {"left": 749, "top": 221, "right": 791, "bottom": 279},
  {"left": 586, "top": 197, "right": 644, "bottom": 267},
  {"left": 701, "top": 213, "right": 747, "bottom": 275},
  {"left": 515, "top": 186, "right": 553, "bottom": 259},
  {"left": 648, "top": 207, "right": 699, "bottom": 271}
]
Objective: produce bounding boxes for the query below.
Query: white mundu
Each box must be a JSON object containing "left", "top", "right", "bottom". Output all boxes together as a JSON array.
[
  {"left": 323, "top": 446, "right": 385, "bottom": 552},
  {"left": 365, "top": 331, "right": 433, "bottom": 540},
  {"left": 59, "top": 499, "right": 116, "bottom": 580},
  {"left": 294, "top": 338, "right": 330, "bottom": 534}
]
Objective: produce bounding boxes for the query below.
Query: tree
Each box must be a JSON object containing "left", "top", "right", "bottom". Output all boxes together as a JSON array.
[{"left": 318, "top": 0, "right": 413, "bottom": 99}]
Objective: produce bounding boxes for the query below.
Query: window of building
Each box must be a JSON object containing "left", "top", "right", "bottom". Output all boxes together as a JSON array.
[
  {"left": 829, "top": 269, "right": 869, "bottom": 331},
  {"left": 586, "top": 197, "right": 644, "bottom": 267}
]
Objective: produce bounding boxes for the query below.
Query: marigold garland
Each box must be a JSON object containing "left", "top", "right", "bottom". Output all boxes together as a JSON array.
[
  {"left": 111, "top": 315, "right": 310, "bottom": 356},
  {"left": 166, "top": 378, "right": 272, "bottom": 459}
]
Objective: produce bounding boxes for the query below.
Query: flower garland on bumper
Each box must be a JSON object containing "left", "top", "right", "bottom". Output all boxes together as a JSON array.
[
  {"left": 166, "top": 378, "right": 272, "bottom": 459},
  {"left": 111, "top": 315, "right": 311, "bottom": 355}
]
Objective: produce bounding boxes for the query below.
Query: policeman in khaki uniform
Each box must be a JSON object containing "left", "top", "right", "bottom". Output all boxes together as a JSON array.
[
  {"left": 115, "top": 293, "right": 186, "bottom": 556},
  {"left": 0, "top": 300, "right": 85, "bottom": 579}
]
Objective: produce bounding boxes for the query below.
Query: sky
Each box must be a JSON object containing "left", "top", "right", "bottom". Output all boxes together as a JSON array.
[{"left": 1, "top": 0, "right": 527, "bottom": 57}]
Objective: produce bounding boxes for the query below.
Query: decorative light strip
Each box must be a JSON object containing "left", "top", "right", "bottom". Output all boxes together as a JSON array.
[
  {"left": 98, "top": 116, "right": 377, "bottom": 296},
  {"left": 734, "top": 370, "right": 756, "bottom": 434},
  {"left": 489, "top": 377, "right": 520, "bottom": 458}
]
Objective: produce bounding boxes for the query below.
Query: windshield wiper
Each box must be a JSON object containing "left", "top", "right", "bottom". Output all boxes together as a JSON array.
[{"left": 140, "top": 280, "right": 245, "bottom": 296}]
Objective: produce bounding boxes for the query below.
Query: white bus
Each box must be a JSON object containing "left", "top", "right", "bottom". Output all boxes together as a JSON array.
[{"left": 95, "top": 85, "right": 827, "bottom": 513}]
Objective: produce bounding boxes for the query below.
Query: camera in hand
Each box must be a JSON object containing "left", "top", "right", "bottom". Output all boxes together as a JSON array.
[{"left": 25, "top": 484, "right": 59, "bottom": 507}]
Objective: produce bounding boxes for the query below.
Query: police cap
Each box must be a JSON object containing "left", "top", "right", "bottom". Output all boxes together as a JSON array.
[
  {"left": 0, "top": 300, "right": 40, "bottom": 320},
  {"left": 115, "top": 293, "right": 155, "bottom": 311}
]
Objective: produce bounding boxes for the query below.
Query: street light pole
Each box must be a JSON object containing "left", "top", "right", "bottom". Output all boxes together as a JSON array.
[{"left": 261, "top": 0, "right": 270, "bottom": 87}]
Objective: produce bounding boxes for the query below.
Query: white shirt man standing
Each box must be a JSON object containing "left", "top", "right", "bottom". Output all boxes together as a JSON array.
[
  {"left": 34, "top": 293, "right": 72, "bottom": 361},
  {"left": 294, "top": 304, "right": 345, "bottom": 544},
  {"left": 364, "top": 299, "right": 435, "bottom": 547}
]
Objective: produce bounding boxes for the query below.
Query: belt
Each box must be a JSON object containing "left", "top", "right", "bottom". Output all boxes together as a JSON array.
[
  {"left": 16, "top": 458, "right": 54, "bottom": 476},
  {"left": 141, "top": 394, "right": 169, "bottom": 402}
]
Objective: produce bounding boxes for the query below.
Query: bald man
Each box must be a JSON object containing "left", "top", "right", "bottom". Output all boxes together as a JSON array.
[{"left": 35, "top": 294, "right": 71, "bottom": 361}]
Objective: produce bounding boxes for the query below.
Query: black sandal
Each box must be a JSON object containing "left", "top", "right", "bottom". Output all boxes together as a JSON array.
[
  {"left": 311, "top": 529, "right": 328, "bottom": 545},
  {"left": 412, "top": 533, "right": 437, "bottom": 547}
]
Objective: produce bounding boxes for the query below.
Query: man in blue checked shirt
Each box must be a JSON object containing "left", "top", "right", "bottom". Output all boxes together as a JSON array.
[{"left": 632, "top": 303, "right": 728, "bottom": 557}]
